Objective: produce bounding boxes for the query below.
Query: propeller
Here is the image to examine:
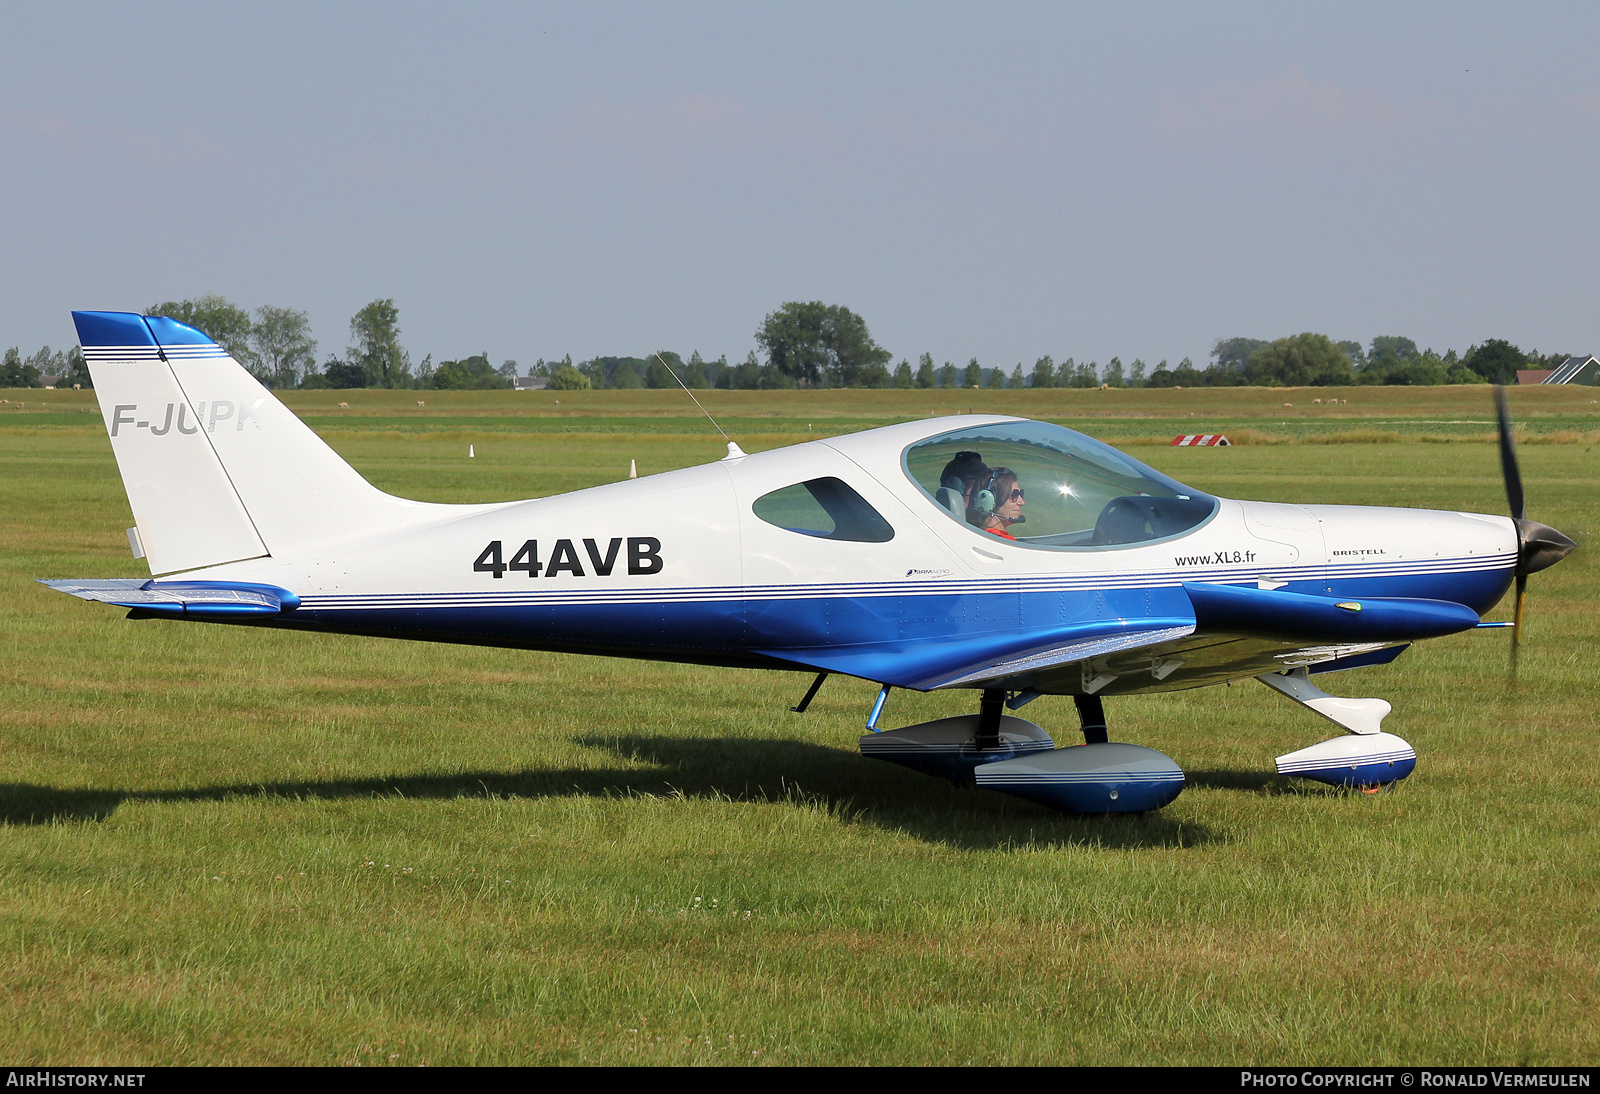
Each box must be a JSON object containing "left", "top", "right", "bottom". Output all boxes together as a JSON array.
[{"left": 1493, "top": 386, "right": 1576, "bottom": 676}]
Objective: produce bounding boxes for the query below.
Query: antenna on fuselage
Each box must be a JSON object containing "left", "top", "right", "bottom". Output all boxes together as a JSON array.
[{"left": 648, "top": 344, "right": 746, "bottom": 460}]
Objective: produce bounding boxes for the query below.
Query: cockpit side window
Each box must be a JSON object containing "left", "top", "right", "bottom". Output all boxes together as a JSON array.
[
  {"left": 903, "top": 422, "right": 1218, "bottom": 549},
  {"left": 752, "top": 477, "right": 895, "bottom": 543}
]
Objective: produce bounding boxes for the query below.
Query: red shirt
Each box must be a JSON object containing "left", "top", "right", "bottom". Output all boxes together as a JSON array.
[{"left": 986, "top": 527, "right": 1016, "bottom": 541}]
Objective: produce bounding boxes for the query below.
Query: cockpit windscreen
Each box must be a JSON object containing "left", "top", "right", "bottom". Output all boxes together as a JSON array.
[{"left": 903, "top": 421, "right": 1218, "bottom": 548}]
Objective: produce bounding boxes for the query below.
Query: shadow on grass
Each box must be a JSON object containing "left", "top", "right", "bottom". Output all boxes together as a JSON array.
[
  {"left": 1186, "top": 768, "right": 1294, "bottom": 793},
  {"left": 0, "top": 735, "right": 1217, "bottom": 850},
  {"left": 1186, "top": 768, "right": 1391, "bottom": 798}
]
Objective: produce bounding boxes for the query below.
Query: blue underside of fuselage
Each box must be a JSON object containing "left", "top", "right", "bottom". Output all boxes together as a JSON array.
[{"left": 233, "top": 566, "right": 1513, "bottom": 687}]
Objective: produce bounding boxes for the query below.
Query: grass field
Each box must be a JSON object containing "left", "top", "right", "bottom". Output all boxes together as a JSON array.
[{"left": 0, "top": 386, "right": 1595, "bottom": 1065}]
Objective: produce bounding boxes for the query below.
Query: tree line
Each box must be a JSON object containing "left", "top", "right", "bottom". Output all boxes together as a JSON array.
[{"left": 1, "top": 295, "right": 1572, "bottom": 390}]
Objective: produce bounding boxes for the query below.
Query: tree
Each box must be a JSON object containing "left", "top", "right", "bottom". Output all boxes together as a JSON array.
[
  {"left": 547, "top": 363, "right": 591, "bottom": 390},
  {"left": 683, "top": 351, "right": 708, "bottom": 388},
  {"left": 611, "top": 361, "right": 643, "bottom": 388},
  {"left": 432, "top": 353, "right": 510, "bottom": 390},
  {"left": 1129, "top": 359, "right": 1147, "bottom": 387},
  {"left": 147, "top": 294, "right": 258, "bottom": 372},
  {"left": 1009, "top": 364, "right": 1024, "bottom": 388},
  {"left": 915, "top": 352, "right": 936, "bottom": 389},
  {"left": 986, "top": 365, "right": 1006, "bottom": 389},
  {"left": 1102, "top": 358, "right": 1125, "bottom": 387},
  {"left": 1, "top": 347, "right": 42, "bottom": 388},
  {"left": 938, "top": 362, "right": 958, "bottom": 389},
  {"left": 348, "top": 299, "right": 410, "bottom": 388},
  {"left": 251, "top": 305, "right": 317, "bottom": 389},
  {"left": 1211, "top": 337, "right": 1267, "bottom": 374},
  {"left": 1171, "top": 357, "right": 1206, "bottom": 386},
  {"left": 1070, "top": 359, "right": 1100, "bottom": 388},
  {"left": 322, "top": 355, "right": 366, "bottom": 389},
  {"left": 756, "top": 301, "right": 892, "bottom": 387},
  {"left": 25, "top": 346, "right": 67, "bottom": 384},
  {"left": 58, "top": 346, "right": 92, "bottom": 389},
  {"left": 729, "top": 351, "right": 766, "bottom": 389},
  {"left": 1369, "top": 336, "right": 1418, "bottom": 363},
  {"left": 498, "top": 359, "right": 519, "bottom": 383},
  {"left": 1462, "top": 339, "right": 1526, "bottom": 385},
  {"left": 892, "top": 360, "right": 914, "bottom": 388},
  {"left": 645, "top": 351, "right": 683, "bottom": 389},
  {"left": 963, "top": 358, "right": 982, "bottom": 388},
  {"left": 1032, "top": 356, "right": 1055, "bottom": 389},
  {"left": 1246, "top": 333, "right": 1355, "bottom": 386}
]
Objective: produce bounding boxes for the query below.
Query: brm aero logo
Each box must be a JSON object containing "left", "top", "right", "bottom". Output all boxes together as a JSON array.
[{"left": 109, "top": 400, "right": 268, "bottom": 437}]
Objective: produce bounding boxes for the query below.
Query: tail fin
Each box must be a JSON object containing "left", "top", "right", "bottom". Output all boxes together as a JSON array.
[{"left": 74, "top": 311, "right": 434, "bottom": 575}]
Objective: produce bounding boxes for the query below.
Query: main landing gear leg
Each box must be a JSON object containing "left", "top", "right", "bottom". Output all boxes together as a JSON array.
[
  {"left": 1074, "top": 694, "right": 1109, "bottom": 745},
  {"left": 975, "top": 688, "right": 1006, "bottom": 751}
]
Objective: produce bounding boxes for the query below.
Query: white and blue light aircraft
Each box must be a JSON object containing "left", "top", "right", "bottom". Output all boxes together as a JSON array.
[{"left": 45, "top": 311, "right": 1574, "bottom": 814}]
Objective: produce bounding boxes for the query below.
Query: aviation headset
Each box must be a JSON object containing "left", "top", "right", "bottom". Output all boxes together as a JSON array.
[{"left": 971, "top": 469, "right": 1002, "bottom": 516}]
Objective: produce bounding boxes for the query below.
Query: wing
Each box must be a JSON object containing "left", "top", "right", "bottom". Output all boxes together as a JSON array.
[
  {"left": 755, "top": 581, "right": 1477, "bottom": 694},
  {"left": 755, "top": 616, "right": 1197, "bottom": 691}
]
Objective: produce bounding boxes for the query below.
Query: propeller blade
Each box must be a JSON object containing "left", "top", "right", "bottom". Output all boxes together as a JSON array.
[
  {"left": 1492, "top": 388, "right": 1576, "bottom": 682},
  {"left": 1510, "top": 571, "right": 1527, "bottom": 680},
  {"left": 1494, "top": 386, "right": 1525, "bottom": 522}
]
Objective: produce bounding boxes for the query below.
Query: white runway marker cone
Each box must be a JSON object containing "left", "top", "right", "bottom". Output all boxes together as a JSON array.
[
  {"left": 629, "top": 459, "right": 637, "bottom": 479},
  {"left": 469, "top": 444, "right": 475, "bottom": 458}
]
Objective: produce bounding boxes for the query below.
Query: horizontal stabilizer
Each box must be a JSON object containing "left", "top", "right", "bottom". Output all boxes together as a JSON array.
[{"left": 41, "top": 579, "right": 299, "bottom": 618}]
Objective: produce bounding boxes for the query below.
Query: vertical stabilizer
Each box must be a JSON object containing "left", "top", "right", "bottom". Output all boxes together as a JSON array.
[
  {"left": 74, "top": 311, "right": 442, "bottom": 576},
  {"left": 74, "top": 311, "right": 267, "bottom": 575}
]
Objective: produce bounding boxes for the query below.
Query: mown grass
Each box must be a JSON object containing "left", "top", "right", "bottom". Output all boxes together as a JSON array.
[{"left": 0, "top": 387, "right": 1595, "bottom": 1065}]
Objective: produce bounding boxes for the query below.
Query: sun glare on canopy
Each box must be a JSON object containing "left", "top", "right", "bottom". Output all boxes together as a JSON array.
[{"left": 903, "top": 420, "right": 1218, "bottom": 548}]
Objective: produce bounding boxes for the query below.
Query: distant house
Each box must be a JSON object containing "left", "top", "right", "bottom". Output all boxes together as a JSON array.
[
  {"left": 1516, "top": 370, "right": 1554, "bottom": 385},
  {"left": 1537, "top": 355, "right": 1600, "bottom": 385},
  {"left": 514, "top": 376, "right": 549, "bottom": 390}
]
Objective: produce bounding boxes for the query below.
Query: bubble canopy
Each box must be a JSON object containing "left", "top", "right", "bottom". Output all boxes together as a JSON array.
[{"left": 902, "top": 420, "right": 1218, "bottom": 549}]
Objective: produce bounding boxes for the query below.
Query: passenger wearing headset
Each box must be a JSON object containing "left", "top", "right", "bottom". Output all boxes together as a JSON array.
[
  {"left": 935, "top": 450, "right": 990, "bottom": 517},
  {"left": 968, "top": 466, "right": 1025, "bottom": 540}
]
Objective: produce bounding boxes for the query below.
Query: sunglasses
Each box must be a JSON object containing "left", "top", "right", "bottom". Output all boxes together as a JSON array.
[{"left": 1005, "top": 488, "right": 1024, "bottom": 501}]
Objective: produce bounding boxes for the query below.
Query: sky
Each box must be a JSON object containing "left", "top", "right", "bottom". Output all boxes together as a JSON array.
[{"left": 3, "top": 2, "right": 1598, "bottom": 372}]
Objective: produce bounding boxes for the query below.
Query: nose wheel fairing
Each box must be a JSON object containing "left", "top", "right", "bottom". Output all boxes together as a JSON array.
[{"left": 1275, "top": 733, "right": 1417, "bottom": 788}]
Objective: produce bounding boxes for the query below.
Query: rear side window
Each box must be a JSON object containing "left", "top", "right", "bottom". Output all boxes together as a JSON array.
[{"left": 752, "top": 477, "right": 895, "bottom": 543}]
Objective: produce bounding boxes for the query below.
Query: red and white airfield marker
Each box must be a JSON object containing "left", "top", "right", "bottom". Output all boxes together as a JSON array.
[{"left": 1170, "top": 434, "right": 1231, "bottom": 446}]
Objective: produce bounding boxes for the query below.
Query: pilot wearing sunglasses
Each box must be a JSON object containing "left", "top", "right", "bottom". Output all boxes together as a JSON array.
[{"left": 969, "top": 467, "right": 1025, "bottom": 540}]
